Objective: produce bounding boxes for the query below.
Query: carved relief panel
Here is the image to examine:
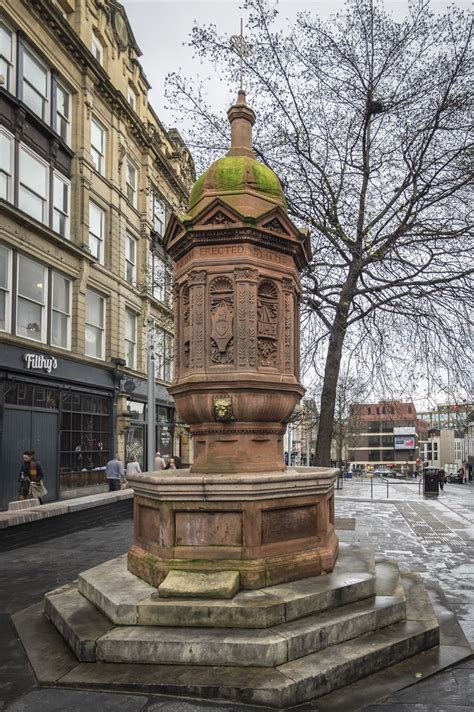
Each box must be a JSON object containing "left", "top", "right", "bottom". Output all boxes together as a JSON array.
[
  {"left": 209, "top": 277, "right": 234, "bottom": 365},
  {"left": 182, "top": 285, "right": 190, "bottom": 369},
  {"left": 234, "top": 267, "right": 258, "bottom": 369},
  {"left": 188, "top": 270, "right": 207, "bottom": 369},
  {"left": 257, "top": 280, "right": 279, "bottom": 367}
]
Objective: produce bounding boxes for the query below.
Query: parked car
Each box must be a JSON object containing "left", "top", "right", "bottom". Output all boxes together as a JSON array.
[{"left": 372, "top": 467, "right": 404, "bottom": 478}]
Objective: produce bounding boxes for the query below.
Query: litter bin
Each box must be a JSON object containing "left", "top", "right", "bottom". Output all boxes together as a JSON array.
[{"left": 423, "top": 468, "right": 439, "bottom": 497}]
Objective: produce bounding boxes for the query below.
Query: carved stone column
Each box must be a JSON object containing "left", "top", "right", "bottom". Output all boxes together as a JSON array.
[
  {"left": 188, "top": 269, "right": 206, "bottom": 371},
  {"left": 282, "top": 277, "right": 295, "bottom": 377},
  {"left": 234, "top": 267, "right": 258, "bottom": 369}
]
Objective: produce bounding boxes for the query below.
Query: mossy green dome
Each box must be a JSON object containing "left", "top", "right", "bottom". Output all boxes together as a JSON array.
[{"left": 188, "top": 155, "right": 287, "bottom": 214}]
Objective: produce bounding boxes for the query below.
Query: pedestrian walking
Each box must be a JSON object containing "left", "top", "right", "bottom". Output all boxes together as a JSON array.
[
  {"left": 438, "top": 469, "right": 446, "bottom": 491},
  {"left": 457, "top": 465, "right": 465, "bottom": 484},
  {"left": 154, "top": 451, "right": 166, "bottom": 471},
  {"left": 105, "top": 453, "right": 125, "bottom": 492},
  {"left": 18, "top": 450, "right": 47, "bottom": 503},
  {"left": 165, "top": 457, "right": 177, "bottom": 470},
  {"left": 126, "top": 458, "right": 141, "bottom": 478}
]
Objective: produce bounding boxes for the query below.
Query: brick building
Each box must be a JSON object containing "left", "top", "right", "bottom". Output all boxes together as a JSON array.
[{"left": 348, "top": 400, "right": 428, "bottom": 473}]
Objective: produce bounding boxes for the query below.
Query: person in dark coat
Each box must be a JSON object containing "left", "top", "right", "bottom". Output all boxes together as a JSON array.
[
  {"left": 438, "top": 469, "right": 446, "bottom": 491},
  {"left": 18, "top": 450, "right": 45, "bottom": 502}
]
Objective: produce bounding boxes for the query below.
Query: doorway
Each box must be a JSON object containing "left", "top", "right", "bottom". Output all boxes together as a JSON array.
[{"left": 1, "top": 406, "right": 59, "bottom": 508}]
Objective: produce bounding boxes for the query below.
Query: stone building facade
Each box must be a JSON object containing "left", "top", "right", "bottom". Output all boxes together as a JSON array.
[{"left": 0, "top": 0, "right": 194, "bottom": 507}]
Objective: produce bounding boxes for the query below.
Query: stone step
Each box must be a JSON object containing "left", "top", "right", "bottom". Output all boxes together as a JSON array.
[
  {"left": 79, "top": 544, "right": 376, "bottom": 628},
  {"left": 57, "top": 581, "right": 439, "bottom": 709},
  {"left": 274, "top": 616, "right": 439, "bottom": 708},
  {"left": 45, "top": 557, "right": 404, "bottom": 665},
  {"left": 95, "top": 591, "right": 406, "bottom": 667},
  {"left": 44, "top": 584, "right": 114, "bottom": 662}
]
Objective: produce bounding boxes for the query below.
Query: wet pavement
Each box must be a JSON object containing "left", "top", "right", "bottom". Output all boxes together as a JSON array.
[{"left": 0, "top": 478, "right": 472, "bottom": 711}]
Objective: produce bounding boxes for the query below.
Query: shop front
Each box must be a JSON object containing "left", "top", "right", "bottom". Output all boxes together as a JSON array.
[
  {"left": 0, "top": 343, "right": 116, "bottom": 509},
  {"left": 123, "top": 384, "right": 175, "bottom": 471}
]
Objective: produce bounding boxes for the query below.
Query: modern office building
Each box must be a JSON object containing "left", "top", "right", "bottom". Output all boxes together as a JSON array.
[
  {"left": 0, "top": 0, "right": 194, "bottom": 507},
  {"left": 347, "top": 400, "right": 427, "bottom": 473}
]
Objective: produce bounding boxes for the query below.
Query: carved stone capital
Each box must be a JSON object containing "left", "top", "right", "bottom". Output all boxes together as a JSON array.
[
  {"left": 234, "top": 267, "right": 258, "bottom": 282},
  {"left": 188, "top": 269, "right": 207, "bottom": 286},
  {"left": 282, "top": 277, "right": 294, "bottom": 291}
]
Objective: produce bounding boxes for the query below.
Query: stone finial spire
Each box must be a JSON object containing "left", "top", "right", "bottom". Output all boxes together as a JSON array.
[{"left": 227, "top": 90, "right": 256, "bottom": 159}]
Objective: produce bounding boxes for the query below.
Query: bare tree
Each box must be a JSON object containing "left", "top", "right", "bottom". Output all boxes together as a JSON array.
[
  {"left": 331, "top": 371, "right": 370, "bottom": 467},
  {"left": 167, "top": 0, "right": 473, "bottom": 465}
]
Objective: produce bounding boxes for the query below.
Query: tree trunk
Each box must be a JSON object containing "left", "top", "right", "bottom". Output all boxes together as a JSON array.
[
  {"left": 314, "top": 269, "right": 359, "bottom": 467},
  {"left": 314, "top": 318, "right": 348, "bottom": 466}
]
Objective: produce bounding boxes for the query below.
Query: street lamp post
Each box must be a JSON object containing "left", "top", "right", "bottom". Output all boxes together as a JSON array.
[{"left": 147, "top": 322, "right": 156, "bottom": 472}]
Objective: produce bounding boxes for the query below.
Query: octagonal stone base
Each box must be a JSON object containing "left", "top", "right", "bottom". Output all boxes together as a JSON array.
[{"left": 126, "top": 467, "right": 339, "bottom": 590}]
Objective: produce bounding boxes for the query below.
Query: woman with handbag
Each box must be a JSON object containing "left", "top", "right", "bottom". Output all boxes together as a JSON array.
[{"left": 18, "top": 450, "right": 47, "bottom": 503}]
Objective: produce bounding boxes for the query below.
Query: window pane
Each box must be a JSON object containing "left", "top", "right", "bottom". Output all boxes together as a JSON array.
[
  {"left": 18, "top": 256, "right": 45, "bottom": 303},
  {"left": 126, "top": 235, "right": 135, "bottom": 262},
  {"left": 22, "top": 152, "right": 48, "bottom": 195},
  {"left": 153, "top": 196, "right": 165, "bottom": 234},
  {"left": 22, "top": 84, "right": 46, "bottom": 120},
  {"left": 0, "top": 245, "right": 9, "bottom": 289},
  {"left": 85, "top": 324, "right": 102, "bottom": 358},
  {"left": 0, "top": 24, "right": 12, "bottom": 61},
  {"left": 86, "top": 290, "right": 103, "bottom": 327},
  {"left": 0, "top": 132, "right": 12, "bottom": 184},
  {"left": 52, "top": 310, "right": 68, "bottom": 348},
  {"left": 91, "top": 120, "right": 103, "bottom": 151},
  {"left": 0, "top": 172, "right": 7, "bottom": 200},
  {"left": 53, "top": 175, "right": 68, "bottom": 212},
  {"left": 125, "top": 340, "right": 135, "bottom": 368},
  {"left": 53, "top": 211, "right": 67, "bottom": 236},
  {"left": 18, "top": 186, "right": 45, "bottom": 222},
  {"left": 53, "top": 174, "right": 69, "bottom": 236},
  {"left": 89, "top": 202, "right": 104, "bottom": 237},
  {"left": 89, "top": 235, "right": 101, "bottom": 261},
  {"left": 0, "top": 290, "right": 6, "bottom": 330},
  {"left": 127, "top": 162, "right": 136, "bottom": 183},
  {"left": 53, "top": 273, "right": 70, "bottom": 312},
  {"left": 56, "top": 84, "right": 69, "bottom": 118},
  {"left": 19, "top": 148, "right": 48, "bottom": 199},
  {"left": 125, "top": 311, "right": 135, "bottom": 340},
  {"left": 17, "top": 297, "right": 42, "bottom": 340},
  {"left": 23, "top": 50, "right": 48, "bottom": 95}
]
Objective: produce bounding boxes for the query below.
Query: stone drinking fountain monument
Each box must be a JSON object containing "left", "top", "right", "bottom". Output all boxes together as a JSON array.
[
  {"left": 36, "top": 92, "right": 470, "bottom": 709},
  {"left": 127, "top": 89, "right": 338, "bottom": 593}
]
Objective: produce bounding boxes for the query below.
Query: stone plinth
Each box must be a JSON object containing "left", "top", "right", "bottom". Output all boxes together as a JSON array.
[{"left": 127, "top": 467, "right": 338, "bottom": 590}]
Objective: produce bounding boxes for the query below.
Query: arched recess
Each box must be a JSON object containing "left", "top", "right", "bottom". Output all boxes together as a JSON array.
[
  {"left": 209, "top": 276, "right": 234, "bottom": 365},
  {"left": 257, "top": 279, "right": 278, "bottom": 367}
]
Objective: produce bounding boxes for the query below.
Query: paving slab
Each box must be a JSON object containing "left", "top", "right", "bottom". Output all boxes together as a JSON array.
[
  {"left": 12, "top": 602, "right": 79, "bottom": 684},
  {"left": 4, "top": 688, "right": 148, "bottom": 712}
]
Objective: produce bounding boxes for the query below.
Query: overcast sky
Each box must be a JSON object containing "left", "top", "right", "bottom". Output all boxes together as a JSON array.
[{"left": 122, "top": 0, "right": 471, "bottom": 129}]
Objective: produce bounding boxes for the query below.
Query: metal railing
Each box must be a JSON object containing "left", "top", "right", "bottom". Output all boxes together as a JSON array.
[{"left": 336, "top": 473, "right": 423, "bottom": 498}]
